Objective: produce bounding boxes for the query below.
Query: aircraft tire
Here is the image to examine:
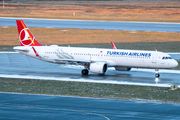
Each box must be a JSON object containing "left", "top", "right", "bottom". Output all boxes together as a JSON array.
[
  {"left": 82, "top": 69, "right": 89, "bottom": 75},
  {"left": 155, "top": 73, "right": 160, "bottom": 78}
]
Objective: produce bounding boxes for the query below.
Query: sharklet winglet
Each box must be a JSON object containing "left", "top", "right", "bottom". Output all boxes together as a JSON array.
[{"left": 111, "top": 41, "right": 117, "bottom": 49}]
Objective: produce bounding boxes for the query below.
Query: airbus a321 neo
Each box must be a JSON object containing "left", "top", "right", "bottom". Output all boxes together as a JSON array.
[{"left": 13, "top": 20, "right": 178, "bottom": 77}]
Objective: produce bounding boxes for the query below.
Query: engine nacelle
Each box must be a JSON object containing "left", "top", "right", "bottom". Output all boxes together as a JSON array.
[
  {"left": 90, "top": 62, "right": 107, "bottom": 74},
  {"left": 115, "top": 67, "right": 131, "bottom": 71}
]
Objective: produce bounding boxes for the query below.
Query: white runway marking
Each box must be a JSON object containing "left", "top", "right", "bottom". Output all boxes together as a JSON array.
[{"left": 0, "top": 74, "right": 179, "bottom": 88}]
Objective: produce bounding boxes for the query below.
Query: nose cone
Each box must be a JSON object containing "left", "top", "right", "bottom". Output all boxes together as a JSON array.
[{"left": 172, "top": 60, "right": 178, "bottom": 68}]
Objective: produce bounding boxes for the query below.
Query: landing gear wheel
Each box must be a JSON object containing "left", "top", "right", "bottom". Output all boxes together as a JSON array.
[
  {"left": 81, "top": 69, "right": 89, "bottom": 75},
  {"left": 155, "top": 69, "right": 160, "bottom": 78},
  {"left": 155, "top": 73, "right": 160, "bottom": 78}
]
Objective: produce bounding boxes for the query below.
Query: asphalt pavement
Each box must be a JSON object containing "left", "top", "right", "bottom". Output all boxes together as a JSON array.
[
  {"left": 0, "top": 52, "right": 180, "bottom": 86},
  {"left": 0, "top": 17, "right": 180, "bottom": 32},
  {"left": 1, "top": 92, "right": 180, "bottom": 120}
]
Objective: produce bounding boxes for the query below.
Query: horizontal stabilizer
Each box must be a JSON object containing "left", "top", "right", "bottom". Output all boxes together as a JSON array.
[{"left": 13, "top": 46, "right": 29, "bottom": 52}]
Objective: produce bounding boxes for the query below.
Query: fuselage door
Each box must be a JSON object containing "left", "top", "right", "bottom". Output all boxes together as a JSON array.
[
  {"left": 98, "top": 50, "right": 104, "bottom": 59},
  {"left": 152, "top": 53, "right": 157, "bottom": 63}
]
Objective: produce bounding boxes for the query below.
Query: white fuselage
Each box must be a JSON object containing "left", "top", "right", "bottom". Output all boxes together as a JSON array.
[{"left": 14, "top": 45, "right": 178, "bottom": 69}]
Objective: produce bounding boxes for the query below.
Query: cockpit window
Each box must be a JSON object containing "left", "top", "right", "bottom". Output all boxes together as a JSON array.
[{"left": 162, "top": 57, "right": 172, "bottom": 60}]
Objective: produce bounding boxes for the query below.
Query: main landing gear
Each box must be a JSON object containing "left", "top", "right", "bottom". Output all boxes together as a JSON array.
[
  {"left": 155, "top": 69, "right": 160, "bottom": 78},
  {"left": 81, "top": 69, "right": 89, "bottom": 75}
]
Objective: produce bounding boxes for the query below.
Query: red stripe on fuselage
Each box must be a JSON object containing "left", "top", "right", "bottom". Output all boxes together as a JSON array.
[{"left": 32, "top": 47, "right": 39, "bottom": 57}]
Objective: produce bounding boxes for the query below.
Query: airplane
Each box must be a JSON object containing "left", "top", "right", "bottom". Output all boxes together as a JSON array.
[{"left": 13, "top": 20, "right": 178, "bottom": 77}]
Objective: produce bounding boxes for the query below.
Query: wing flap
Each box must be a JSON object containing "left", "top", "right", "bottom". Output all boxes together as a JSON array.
[
  {"left": 54, "top": 58, "right": 91, "bottom": 64},
  {"left": 46, "top": 58, "right": 107, "bottom": 65}
]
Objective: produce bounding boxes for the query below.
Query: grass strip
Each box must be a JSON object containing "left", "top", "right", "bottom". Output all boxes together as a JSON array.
[
  {"left": 0, "top": 77, "right": 180, "bottom": 103},
  {"left": 1, "top": 1, "right": 180, "bottom": 23},
  {"left": 1, "top": 27, "right": 180, "bottom": 49}
]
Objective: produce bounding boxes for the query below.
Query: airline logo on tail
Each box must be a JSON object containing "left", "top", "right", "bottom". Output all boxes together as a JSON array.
[
  {"left": 16, "top": 20, "right": 42, "bottom": 46},
  {"left": 19, "top": 28, "right": 35, "bottom": 46}
]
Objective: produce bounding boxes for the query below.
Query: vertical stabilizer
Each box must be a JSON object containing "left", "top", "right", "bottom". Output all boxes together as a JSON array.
[{"left": 16, "top": 20, "right": 42, "bottom": 46}]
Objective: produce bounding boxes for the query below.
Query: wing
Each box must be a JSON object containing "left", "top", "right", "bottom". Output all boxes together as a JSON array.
[{"left": 54, "top": 58, "right": 91, "bottom": 64}]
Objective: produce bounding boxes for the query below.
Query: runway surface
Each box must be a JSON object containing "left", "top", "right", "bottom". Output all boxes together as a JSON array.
[
  {"left": 1, "top": 92, "right": 180, "bottom": 120},
  {"left": 0, "top": 53, "right": 180, "bottom": 119},
  {"left": 0, "top": 52, "right": 180, "bottom": 87},
  {"left": 1, "top": 17, "right": 180, "bottom": 120},
  {"left": 0, "top": 17, "right": 180, "bottom": 32}
]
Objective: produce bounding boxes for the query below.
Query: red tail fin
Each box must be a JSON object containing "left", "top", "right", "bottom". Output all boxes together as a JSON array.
[{"left": 16, "top": 20, "right": 42, "bottom": 46}]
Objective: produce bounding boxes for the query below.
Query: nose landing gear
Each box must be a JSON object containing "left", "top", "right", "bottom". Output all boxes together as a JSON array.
[{"left": 155, "top": 69, "right": 160, "bottom": 78}]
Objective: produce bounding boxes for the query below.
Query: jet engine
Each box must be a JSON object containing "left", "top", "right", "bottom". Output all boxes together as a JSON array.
[
  {"left": 90, "top": 62, "right": 107, "bottom": 74},
  {"left": 115, "top": 67, "right": 131, "bottom": 71}
]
